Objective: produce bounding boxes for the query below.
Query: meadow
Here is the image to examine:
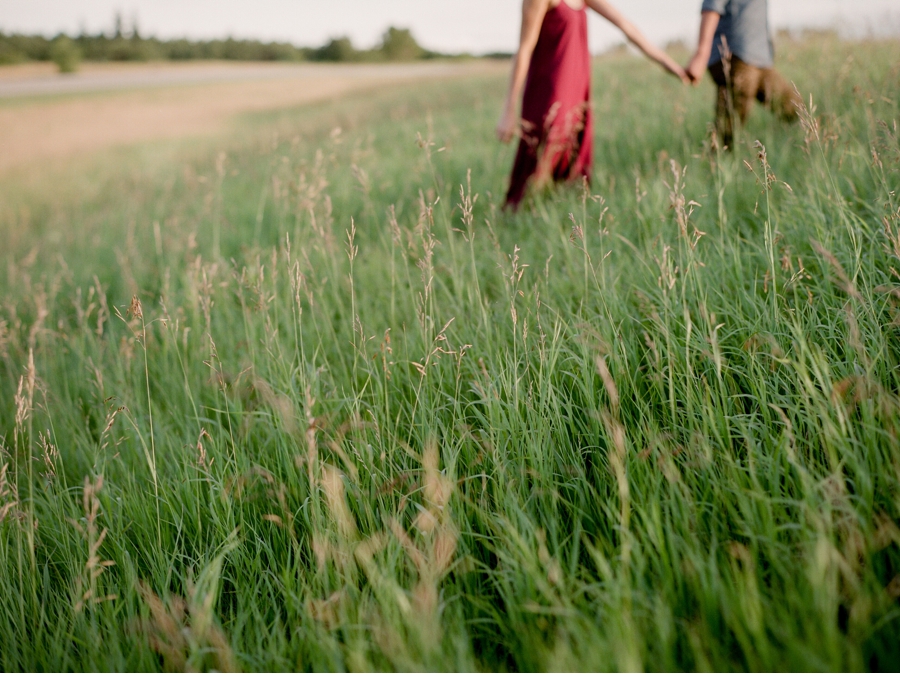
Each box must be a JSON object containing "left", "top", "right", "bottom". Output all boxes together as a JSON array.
[{"left": 1, "top": 35, "right": 899, "bottom": 671}]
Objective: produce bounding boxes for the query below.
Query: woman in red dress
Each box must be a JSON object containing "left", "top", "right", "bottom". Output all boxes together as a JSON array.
[{"left": 498, "top": 0, "right": 688, "bottom": 209}]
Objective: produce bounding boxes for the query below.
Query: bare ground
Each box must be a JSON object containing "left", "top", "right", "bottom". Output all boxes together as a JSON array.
[{"left": 0, "top": 60, "right": 505, "bottom": 174}]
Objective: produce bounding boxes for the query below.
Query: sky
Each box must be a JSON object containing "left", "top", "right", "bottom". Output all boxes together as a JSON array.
[{"left": 2, "top": 1, "right": 899, "bottom": 55}]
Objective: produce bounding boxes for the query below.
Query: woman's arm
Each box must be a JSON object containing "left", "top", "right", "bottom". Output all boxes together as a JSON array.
[
  {"left": 686, "top": 11, "right": 721, "bottom": 84},
  {"left": 497, "top": 0, "right": 552, "bottom": 143},
  {"left": 585, "top": 0, "right": 689, "bottom": 83}
]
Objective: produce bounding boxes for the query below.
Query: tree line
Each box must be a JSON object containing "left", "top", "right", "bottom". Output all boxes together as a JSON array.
[{"left": 0, "top": 22, "right": 451, "bottom": 71}]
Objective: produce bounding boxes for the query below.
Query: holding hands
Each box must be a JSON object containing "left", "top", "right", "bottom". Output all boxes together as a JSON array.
[
  {"left": 667, "top": 61, "right": 692, "bottom": 85},
  {"left": 497, "top": 0, "right": 690, "bottom": 143},
  {"left": 685, "top": 51, "right": 708, "bottom": 85},
  {"left": 585, "top": 0, "right": 690, "bottom": 84}
]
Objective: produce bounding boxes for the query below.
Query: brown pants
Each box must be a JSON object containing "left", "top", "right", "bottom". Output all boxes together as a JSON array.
[{"left": 708, "top": 56, "right": 801, "bottom": 148}]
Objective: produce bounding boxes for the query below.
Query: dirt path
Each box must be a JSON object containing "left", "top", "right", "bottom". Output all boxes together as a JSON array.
[{"left": 0, "top": 60, "right": 505, "bottom": 174}]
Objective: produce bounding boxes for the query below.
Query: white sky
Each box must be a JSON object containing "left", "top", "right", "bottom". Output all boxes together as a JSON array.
[{"left": 1, "top": 1, "right": 899, "bottom": 54}]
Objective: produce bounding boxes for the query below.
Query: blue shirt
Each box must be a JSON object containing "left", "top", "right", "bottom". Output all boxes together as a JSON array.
[{"left": 701, "top": 0, "right": 774, "bottom": 68}]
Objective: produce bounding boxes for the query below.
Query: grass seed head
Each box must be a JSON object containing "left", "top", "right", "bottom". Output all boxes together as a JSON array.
[
  {"left": 422, "top": 440, "right": 453, "bottom": 515},
  {"left": 0, "top": 319, "right": 9, "bottom": 360},
  {"left": 38, "top": 431, "right": 59, "bottom": 480},
  {"left": 135, "top": 580, "right": 238, "bottom": 672},
  {"left": 127, "top": 295, "right": 143, "bottom": 320},
  {"left": 72, "top": 475, "right": 116, "bottom": 613},
  {"left": 594, "top": 355, "right": 620, "bottom": 414},
  {"left": 196, "top": 428, "right": 213, "bottom": 470},
  {"left": 321, "top": 464, "right": 357, "bottom": 540},
  {"left": 0, "top": 463, "right": 21, "bottom": 525},
  {"left": 307, "top": 590, "right": 345, "bottom": 630}
]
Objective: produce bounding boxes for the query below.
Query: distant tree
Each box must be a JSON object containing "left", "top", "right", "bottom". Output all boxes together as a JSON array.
[
  {"left": 1, "top": 34, "right": 45, "bottom": 61},
  {"left": 0, "top": 32, "right": 25, "bottom": 64},
  {"left": 312, "top": 37, "right": 357, "bottom": 62},
  {"left": 50, "top": 35, "right": 81, "bottom": 73},
  {"left": 0, "top": 23, "right": 450, "bottom": 66},
  {"left": 380, "top": 27, "right": 424, "bottom": 61}
]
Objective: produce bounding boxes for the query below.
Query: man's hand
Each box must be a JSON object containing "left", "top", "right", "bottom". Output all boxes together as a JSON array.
[
  {"left": 686, "top": 52, "right": 708, "bottom": 85},
  {"left": 687, "top": 10, "right": 721, "bottom": 86}
]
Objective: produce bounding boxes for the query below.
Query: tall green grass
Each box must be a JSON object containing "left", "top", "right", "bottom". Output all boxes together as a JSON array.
[{"left": 1, "top": 36, "right": 899, "bottom": 671}]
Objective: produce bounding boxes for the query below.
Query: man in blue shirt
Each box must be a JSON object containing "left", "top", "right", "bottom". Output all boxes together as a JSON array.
[{"left": 685, "top": 0, "right": 801, "bottom": 148}]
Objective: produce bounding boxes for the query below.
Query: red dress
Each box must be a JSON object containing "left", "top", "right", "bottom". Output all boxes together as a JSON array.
[{"left": 505, "top": 1, "right": 593, "bottom": 209}]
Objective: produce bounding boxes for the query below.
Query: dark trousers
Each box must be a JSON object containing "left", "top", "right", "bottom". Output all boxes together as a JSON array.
[{"left": 708, "top": 56, "right": 802, "bottom": 148}]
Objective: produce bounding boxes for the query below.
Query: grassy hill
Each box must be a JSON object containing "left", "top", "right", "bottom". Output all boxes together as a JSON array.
[{"left": 0, "top": 35, "right": 899, "bottom": 671}]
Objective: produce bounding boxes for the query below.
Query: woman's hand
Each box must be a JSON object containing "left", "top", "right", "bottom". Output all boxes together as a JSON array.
[
  {"left": 655, "top": 51, "right": 692, "bottom": 84},
  {"left": 496, "top": 106, "right": 519, "bottom": 143},
  {"left": 586, "top": 0, "right": 690, "bottom": 84},
  {"left": 665, "top": 61, "right": 692, "bottom": 85}
]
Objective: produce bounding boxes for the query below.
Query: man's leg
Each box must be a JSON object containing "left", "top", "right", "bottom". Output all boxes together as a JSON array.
[
  {"left": 730, "top": 58, "right": 764, "bottom": 127},
  {"left": 758, "top": 68, "right": 802, "bottom": 123},
  {"left": 708, "top": 60, "right": 734, "bottom": 149},
  {"left": 709, "top": 57, "right": 764, "bottom": 148}
]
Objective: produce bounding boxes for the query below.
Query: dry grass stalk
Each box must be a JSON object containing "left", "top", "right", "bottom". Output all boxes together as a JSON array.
[
  {"left": 380, "top": 328, "right": 395, "bottom": 381},
  {"left": 264, "top": 481, "right": 298, "bottom": 543},
  {"left": 594, "top": 355, "right": 620, "bottom": 415},
  {"left": 321, "top": 463, "right": 358, "bottom": 541},
  {"left": 654, "top": 244, "right": 678, "bottom": 295},
  {"left": 455, "top": 170, "right": 479, "bottom": 243},
  {"left": 882, "top": 208, "right": 900, "bottom": 263},
  {"left": 303, "top": 387, "right": 319, "bottom": 487},
  {"left": 70, "top": 475, "right": 117, "bottom": 613},
  {"left": 135, "top": 580, "right": 239, "bottom": 672},
  {"left": 27, "top": 290, "right": 49, "bottom": 353},
  {"left": 796, "top": 91, "right": 821, "bottom": 149},
  {"left": 412, "top": 318, "right": 458, "bottom": 378},
  {"left": 0, "top": 462, "right": 22, "bottom": 525},
  {"left": 414, "top": 191, "right": 438, "bottom": 317},
  {"left": 73, "top": 277, "right": 111, "bottom": 339},
  {"left": 886, "top": 575, "right": 900, "bottom": 600},
  {"left": 127, "top": 295, "right": 143, "bottom": 321},
  {"left": 98, "top": 399, "right": 126, "bottom": 454},
  {"left": 664, "top": 160, "right": 704, "bottom": 247},
  {"left": 811, "top": 240, "right": 862, "bottom": 301},
  {"left": 537, "top": 529, "right": 563, "bottom": 587},
  {"left": 389, "top": 440, "right": 459, "bottom": 631},
  {"left": 251, "top": 376, "right": 298, "bottom": 436},
  {"left": 568, "top": 217, "right": 585, "bottom": 249},
  {"left": 195, "top": 429, "right": 213, "bottom": 471},
  {"left": 14, "top": 348, "right": 36, "bottom": 433},
  {"left": 307, "top": 590, "right": 346, "bottom": 630},
  {"left": 38, "top": 431, "right": 59, "bottom": 481},
  {"left": 345, "top": 217, "right": 358, "bottom": 263},
  {"left": 388, "top": 204, "right": 403, "bottom": 246},
  {"left": 601, "top": 411, "right": 631, "bottom": 551},
  {"left": 422, "top": 440, "right": 453, "bottom": 518},
  {"left": 0, "top": 318, "right": 10, "bottom": 360}
]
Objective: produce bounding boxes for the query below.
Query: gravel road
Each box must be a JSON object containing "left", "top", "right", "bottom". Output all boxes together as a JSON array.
[
  {"left": 0, "top": 60, "right": 505, "bottom": 173},
  {"left": 0, "top": 60, "right": 481, "bottom": 99}
]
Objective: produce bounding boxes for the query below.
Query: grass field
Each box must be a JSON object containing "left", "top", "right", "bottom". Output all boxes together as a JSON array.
[{"left": 1, "top": 35, "right": 899, "bottom": 671}]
